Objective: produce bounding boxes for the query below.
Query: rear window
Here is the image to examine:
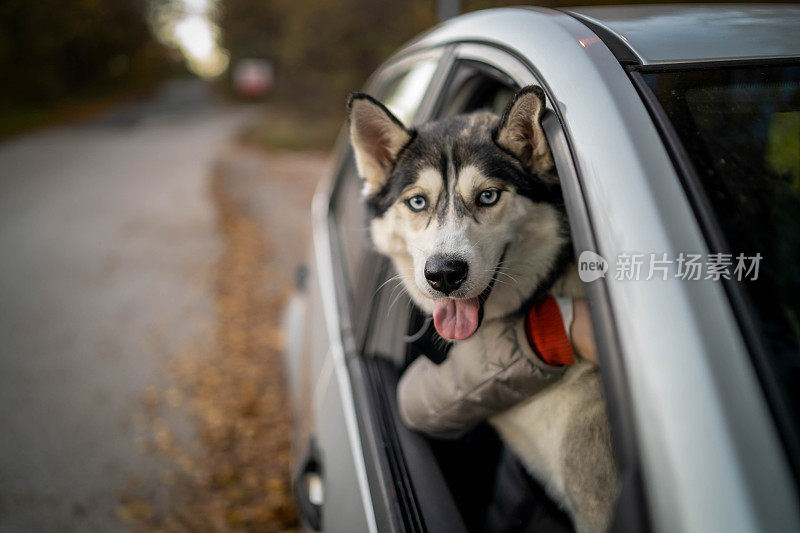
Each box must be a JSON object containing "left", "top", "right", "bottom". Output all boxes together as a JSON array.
[{"left": 642, "top": 64, "right": 800, "bottom": 462}]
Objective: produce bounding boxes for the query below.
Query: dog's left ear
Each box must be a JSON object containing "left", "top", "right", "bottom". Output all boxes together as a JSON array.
[
  {"left": 494, "top": 86, "right": 556, "bottom": 181},
  {"left": 347, "top": 93, "right": 413, "bottom": 196}
]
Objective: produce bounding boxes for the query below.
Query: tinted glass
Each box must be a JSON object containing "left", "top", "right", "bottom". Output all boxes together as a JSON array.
[{"left": 643, "top": 65, "right": 800, "bottom": 447}]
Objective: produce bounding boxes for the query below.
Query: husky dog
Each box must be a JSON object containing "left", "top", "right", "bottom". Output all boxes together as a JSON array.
[{"left": 347, "top": 86, "right": 618, "bottom": 532}]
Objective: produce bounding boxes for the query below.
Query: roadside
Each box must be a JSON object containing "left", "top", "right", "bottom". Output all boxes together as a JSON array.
[
  {"left": 238, "top": 106, "right": 342, "bottom": 152},
  {"left": 120, "top": 144, "right": 328, "bottom": 531},
  {"left": 0, "top": 88, "right": 152, "bottom": 141},
  {"left": 0, "top": 80, "right": 329, "bottom": 530}
]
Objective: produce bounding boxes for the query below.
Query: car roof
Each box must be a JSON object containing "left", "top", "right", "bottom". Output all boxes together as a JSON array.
[
  {"left": 408, "top": 5, "right": 800, "bottom": 67},
  {"left": 566, "top": 4, "right": 800, "bottom": 65}
]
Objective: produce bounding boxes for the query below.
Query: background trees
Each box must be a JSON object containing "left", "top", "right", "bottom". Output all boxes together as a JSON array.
[{"left": 0, "top": 0, "right": 172, "bottom": 108}]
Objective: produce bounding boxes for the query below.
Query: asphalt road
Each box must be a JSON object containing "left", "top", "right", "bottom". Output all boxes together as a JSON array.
[{"left": 0, "top": 80, "right": 246, "bottom": 531}]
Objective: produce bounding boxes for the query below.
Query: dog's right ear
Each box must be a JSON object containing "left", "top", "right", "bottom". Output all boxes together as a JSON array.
[{"left": 347, "top": 93, "right": 413, "bottom": 196}]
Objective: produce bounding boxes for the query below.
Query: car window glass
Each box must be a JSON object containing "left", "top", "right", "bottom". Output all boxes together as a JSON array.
[{"left": 643, "top": 65, "right": 800, "bottom": 459}]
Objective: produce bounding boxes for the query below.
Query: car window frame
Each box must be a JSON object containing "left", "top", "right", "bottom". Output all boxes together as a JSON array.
[{"left": 354, "top": 41, "right": 651, "bottom": 532}]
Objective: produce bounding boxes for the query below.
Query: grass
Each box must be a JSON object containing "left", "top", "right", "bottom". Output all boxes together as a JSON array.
[{"left": 239, "top": 106, "right": 343, "bottom": 151}]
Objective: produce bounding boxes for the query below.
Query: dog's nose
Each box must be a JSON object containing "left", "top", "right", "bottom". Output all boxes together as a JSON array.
[{"left": 424, "top": 256, "right": 468, "bottom": 295}]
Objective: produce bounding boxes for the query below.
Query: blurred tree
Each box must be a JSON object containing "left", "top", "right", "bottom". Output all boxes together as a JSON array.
[
  {"left": 218, "top": 0, "right": 436, "bottom": 115},
  {"left": 0, "top": 0, "right": 172, "bottom": 109}
]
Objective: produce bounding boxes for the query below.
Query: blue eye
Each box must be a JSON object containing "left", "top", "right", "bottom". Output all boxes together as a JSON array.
[
  {"left": 406, "top": 195, "right": 427, "bottom": 212},
  {"left": 477, "top": 189, "right": 500, "bottom": 207}
]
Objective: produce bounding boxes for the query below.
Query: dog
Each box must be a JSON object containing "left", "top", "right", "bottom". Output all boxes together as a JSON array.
[{"left": 347, "top": 86, "right": 619, "bottom": 532}]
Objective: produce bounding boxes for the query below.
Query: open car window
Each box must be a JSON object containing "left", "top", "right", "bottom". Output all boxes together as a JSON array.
[
  {"left": 364, "top": 57, "right": 580, "bottom": 533},
  {"left": 362, "top": 49, "right": 652, "bottom": 532}
]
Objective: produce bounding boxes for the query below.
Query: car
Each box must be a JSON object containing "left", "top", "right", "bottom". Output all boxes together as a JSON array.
[
  {"left": 232, "top": 58, "right": 274, "bottom": 99},
  {"left": 282, "top": 5, "right": 800, "bottom": 532}
]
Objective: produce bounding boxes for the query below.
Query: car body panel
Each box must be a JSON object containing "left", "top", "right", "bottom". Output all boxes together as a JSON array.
[
  {"left": 315, "top": 348, "right": 374, "bottom": 533},
  {"left": 284, "top": 6, "right": 800, "bottom": 532},
  {"left": 308, "top": 134, "right": 380, "bottom": 532},
  {"left": 284, "top": 205, "right": 377, "bottom": 532}
]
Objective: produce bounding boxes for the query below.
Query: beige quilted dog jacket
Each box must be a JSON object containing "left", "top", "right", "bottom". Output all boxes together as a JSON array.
[{"left": 397, "top": 315, "right": 568, "bottom": 438}]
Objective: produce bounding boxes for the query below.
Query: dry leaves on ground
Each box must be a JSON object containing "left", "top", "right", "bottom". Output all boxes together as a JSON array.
[{"left": 120, "top": 170, "right": 299, "bottom": 532}]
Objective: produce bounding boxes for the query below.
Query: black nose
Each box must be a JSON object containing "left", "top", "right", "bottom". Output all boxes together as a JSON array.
[{"left": 424, "top": 256, "right": 468, "bottom": 295}]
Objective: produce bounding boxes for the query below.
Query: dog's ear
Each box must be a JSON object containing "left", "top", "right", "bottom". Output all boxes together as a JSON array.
[
  {"left": 494, "top": 86, "right": 555, "bottom": 181},
  {"left": 347, "top": 93, "right": 413, "bottom": 196}
]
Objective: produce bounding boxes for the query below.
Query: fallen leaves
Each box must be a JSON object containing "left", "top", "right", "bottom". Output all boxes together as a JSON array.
[{"left": 120, "top": 165, "right": 301, "bottom": 532}]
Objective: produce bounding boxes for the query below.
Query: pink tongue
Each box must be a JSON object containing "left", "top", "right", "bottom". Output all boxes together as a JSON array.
[{"left": 433, "top": 297, "right": 481, "bottom": 340}]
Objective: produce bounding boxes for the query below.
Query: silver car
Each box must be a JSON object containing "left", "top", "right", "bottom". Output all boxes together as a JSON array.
[{"left": 283, "top": 5, "right": 800, "bottom": 532}]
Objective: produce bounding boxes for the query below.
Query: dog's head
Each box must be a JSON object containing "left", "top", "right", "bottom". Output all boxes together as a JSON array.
[{"left": 347, "top": 86, "right": 571, "bottom": 340}]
